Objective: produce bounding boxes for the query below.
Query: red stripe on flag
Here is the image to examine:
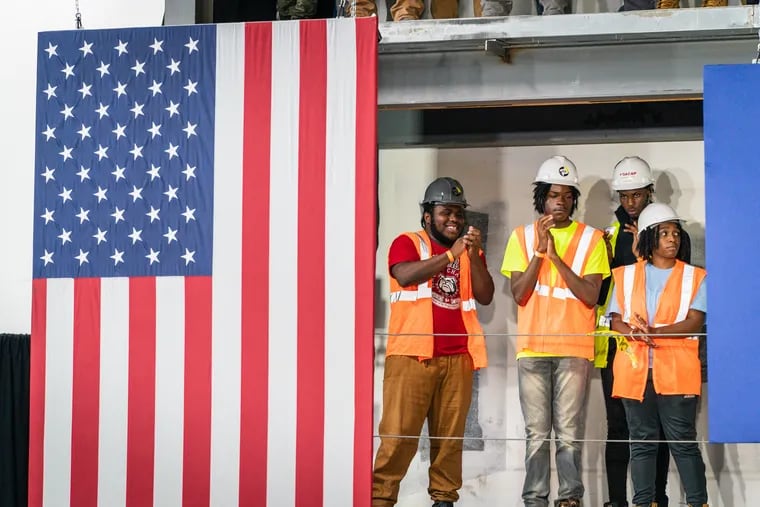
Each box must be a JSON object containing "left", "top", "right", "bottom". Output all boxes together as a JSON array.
[
  {"left": 126, "top": 277, "right": 156, "bottom": 507},
  {"left": 240, "top": 21, "right": 272, "bottom": 507},
  {"left": 183, "top": 276, "right": 212, "bottom": 507},
  {"left": 296, "top": 19, "right": 328, "bottom": 507},
  {"left": 29, "top": 279, "right": 47, "bottom": 507},
  {"left": 354, "top": 17, "right": 378, "bottom": 507},
  {"left": 70, "top": 278, "right": 101, "bottom": 507}
]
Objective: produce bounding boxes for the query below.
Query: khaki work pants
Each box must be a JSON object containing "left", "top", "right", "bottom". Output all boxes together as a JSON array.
[
  {"left": 372, "top": 354, "right": 474, "bottom": 506},
  {"left": 657, "top": 0, "right": 726, "bottom": 7},
  {"left": 346, "top": 0, "right": 379, "bottom": 16}
]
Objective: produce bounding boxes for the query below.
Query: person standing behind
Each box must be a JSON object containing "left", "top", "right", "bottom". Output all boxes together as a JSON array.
[
  {"left": 595, "top": 157, "right": 671, "bottom": 507},
  {"left": 372, "top": 177, "right": 494, "bottom": 507},
  {"left": 501, "top": 156, "right": 610, "bottom": 507},
  {"left": 607, "top": 203, "right": 708, "bottom": 507}
]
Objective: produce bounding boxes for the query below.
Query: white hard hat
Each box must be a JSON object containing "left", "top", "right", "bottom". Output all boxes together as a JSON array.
[
  {"left": 534, "top": 156, "right": 580, "bottom": 190},
  {"left": 636, "top": 203, "right": 683, "bottom": 236},
  {"left": 612, "top": 156, "right": 654, "bottom": 191}
]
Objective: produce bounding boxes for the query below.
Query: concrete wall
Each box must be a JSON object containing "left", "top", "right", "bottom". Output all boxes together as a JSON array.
[{"left": 375, "top": 142, "right": 760, "bottom": 506}]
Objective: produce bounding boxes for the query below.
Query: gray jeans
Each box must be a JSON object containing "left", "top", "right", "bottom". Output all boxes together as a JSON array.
[
  {"left": 481, "top": 0, "right": 513, "bottom": 15},
  {"left": 622, "top": 374, "right": 707, "bottom": 505},
  {"left": 518, "top": 357, "right": 591, "bottom": 507}
]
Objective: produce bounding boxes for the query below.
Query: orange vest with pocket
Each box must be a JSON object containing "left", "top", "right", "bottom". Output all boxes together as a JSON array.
[
  {"left": 386, "top": 230, "right": 487, "bottom": 369},
  {"left": 513, "top": 222, "right": 603, "bottom": 359},
  {"left": 611, "top": 260, "right": 706, "bottom": 401}
]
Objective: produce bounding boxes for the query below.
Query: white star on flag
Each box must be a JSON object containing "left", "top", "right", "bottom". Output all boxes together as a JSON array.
[
  {"left": 79, "top": 40, "right": 93, "bottom": 57},
  {"left": 128, "top": 227, "right": 143, "bottom": 244},
  {"left": 41, "top": 167, "right": 55, "bottom": 182},
  {"left": 40, "top": 208, "right": 54, "bottom": 224},
  {"left": 43, "top": 84, "right": 57, "bottom": 100},
  {"left": 78, "top": 83, "right": 92, "bottom": 98},
  {"left": 114, "top": 40, "right": 129, "bottom": 56},
  {"left": 181, "top": 248, "right": 195, "bottom": 265},
  {"left": 146, "top": 248, "right": 160, "bottom": 264},
  {"left": 150, "top": 38, "right": 164, "bottom": 54},
  {"left": 164, "top": 226, "right": 178, "bottom": 244},
  {"left": 40, "top": 250, "right": 54, "bottom": 266},
  {"left": 165, "top": 143, "right": 179, "bottom": 159},
  {"left": 94, "top": 144, "right": 109, "bottom": 160},
  {"left": 110, "top": 249, "right": 125, "bottom": 265},
  {"left": 42, "top": 125, "right": 56, "bottom": 141},
  {"left": 44, "top": 42, "right": 58, "bottom": 58},
  {"left": 111, "top": 206, "right": 125, "bottom": 223},
  {"left": 146, "top": 206, "right": 161, "bottom": 223},
  {"left": 129, "top": 185, "right": 143, "bottom": 202},
  {"left": 76, "top": 166, "right": 90, "bottom": 182},
  {"left": 97, "top": 61, "right": 110, "bottom": 77},
  {"left": 131, "top": 60, "right": 146, "bottom": 76},
  {"left": 75, "top": 208, "right": 90, "bottom": 224},
  {"left": 75, "top": 249, "right": 90, "bottom": 265},
  {"left": 61, "top": 62, "right": 75, "bottom": 79},
  {"left": 185, "top": 37, "right": 199, "bottom": 54},
  {"left": 57, "top": 228, "right": 71, "bottom": 245},
  {"left": 93, "top": 228, "right": 108, "bottom": 244},
  {"left": 58, "top": 187, "right": 72, "bottom": 203},
  {"left": 183, "top": 121, "right": 197, "bottom": 138}
]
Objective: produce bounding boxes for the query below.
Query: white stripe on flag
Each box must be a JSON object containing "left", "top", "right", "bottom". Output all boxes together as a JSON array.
[
  {"left": 323, "top": 19, "right": 357, "bottom": 506},
  {"left": 154, "top": 277, "right": 186, "bottom": 507},
  {"left": 267, "top": 21, "right": 300, "bottom": 507},
  {"left": 43, "top": 279, "right": 74, "bottom": 507},
  {"left": 209, "top": 22, "right": 245, "bottom": 507},
  {"left": 98, "top": 278, "right": 129, "bottom": 507}
]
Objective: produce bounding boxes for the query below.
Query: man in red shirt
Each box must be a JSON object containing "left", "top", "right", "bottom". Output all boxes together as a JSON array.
[{"left": 372, "top": 177, "right": 494, "bottom": 507}]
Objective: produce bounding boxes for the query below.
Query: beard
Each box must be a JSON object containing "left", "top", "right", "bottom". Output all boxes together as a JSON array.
[{"left": 429, "top": 223, "right": 458, "bottom": 248}]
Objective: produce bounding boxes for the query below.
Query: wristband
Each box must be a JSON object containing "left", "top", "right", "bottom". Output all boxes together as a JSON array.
[
  {"left": 445, "top": 250, "right": 455, "bottom": 263},
  {"left": 533, "top": 251, "right": 546, "bottom": 258}
]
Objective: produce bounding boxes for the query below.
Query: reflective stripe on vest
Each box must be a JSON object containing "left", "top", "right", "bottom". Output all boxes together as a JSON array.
[
  {"left": 612, "top": 260, "right": 706, "bottom": 399},
  {"left": 389, "top": 232, "right": 433, "bottom": 303},
  {"left": 621, "top": 263, "right": 696, "bottom": 328},
  {"left": 527, "top": 222, "right": 595, "bottom": 301},
  {"left": 385, "top": 229, "right": 488, "bottom": 369},
  {"left": 514, "top": 221, "right": 601, "bottom": 359}
]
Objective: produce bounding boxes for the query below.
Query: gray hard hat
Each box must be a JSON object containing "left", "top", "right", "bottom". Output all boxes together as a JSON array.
[{"left": 421, "top": 177, "right": 469, "bottom": 207}]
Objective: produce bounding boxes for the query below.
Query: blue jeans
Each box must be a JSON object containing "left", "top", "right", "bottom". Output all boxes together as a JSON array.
[
  {"left": 518, "top": 357, "right": 591, "bottom": 507},
  {"left": 622, "top": 374, "right": 707, "bottom": 505}
]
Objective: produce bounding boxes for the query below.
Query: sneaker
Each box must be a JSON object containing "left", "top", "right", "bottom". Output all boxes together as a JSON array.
[{"left": 555, "top": 499, "right": 582, "bottom": 507}]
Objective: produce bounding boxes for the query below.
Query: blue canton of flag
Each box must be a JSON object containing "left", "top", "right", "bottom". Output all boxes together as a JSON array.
[{"left": 33, "top": 26, "right": 215, "bottom": 278}]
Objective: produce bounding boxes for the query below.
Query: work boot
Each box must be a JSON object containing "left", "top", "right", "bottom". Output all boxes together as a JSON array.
[
  {"left": 656, "top": 0, "right": 679, "bottom": 7},
  {"left": 432, "top": 502, "right": 454, "bottom": 507},
  {"left": 555, "top": 499, "right": 581, "bottom": 507},
  {"left": 701, "top": 0, "right": 726, "bottom": 6}
]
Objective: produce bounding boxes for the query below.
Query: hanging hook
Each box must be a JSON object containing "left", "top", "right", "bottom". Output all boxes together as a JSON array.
[{"left": 75, "top": 0, "right": 83, "bottom": 29}]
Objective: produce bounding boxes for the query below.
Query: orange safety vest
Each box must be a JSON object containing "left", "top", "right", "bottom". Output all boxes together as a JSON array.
[
  {"left": 514, "top": 222, "right": 603, "bottom": 359},
  {"left": 611, "top": 260, "right": 706, "bottom": 401},
  {"left": 386, "top": 230, "right": 487, "bottom": 369}
]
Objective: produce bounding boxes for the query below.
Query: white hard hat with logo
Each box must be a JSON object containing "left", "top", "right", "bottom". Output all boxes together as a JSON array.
[
  {"left": 636, "top": 202, "right": 683, "bottom": 236},
  {"left": 612, "top": 156, "right": 655, "bottom": 191},
  {"left": 534, "top": 155, "right": 580, "bottom": 190}
]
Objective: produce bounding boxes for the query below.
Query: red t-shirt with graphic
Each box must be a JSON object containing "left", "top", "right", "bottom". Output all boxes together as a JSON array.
[{"left": 388, "top": 234, "right": 486, "bottom": 357}]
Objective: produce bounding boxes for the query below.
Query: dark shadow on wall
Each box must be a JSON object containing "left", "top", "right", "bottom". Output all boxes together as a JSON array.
[{"left": 581, "top": 176, "right": 614, "bottom": 231}]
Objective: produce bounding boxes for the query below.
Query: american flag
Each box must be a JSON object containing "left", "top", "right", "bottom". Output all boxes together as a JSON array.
[{"left": 30, "top": 19, "right": 377, "bottom": 507}]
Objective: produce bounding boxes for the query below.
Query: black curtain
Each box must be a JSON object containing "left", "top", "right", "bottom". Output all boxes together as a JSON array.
[{"left": 0, "top": 334, "right": 30, "bottom": 507}]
